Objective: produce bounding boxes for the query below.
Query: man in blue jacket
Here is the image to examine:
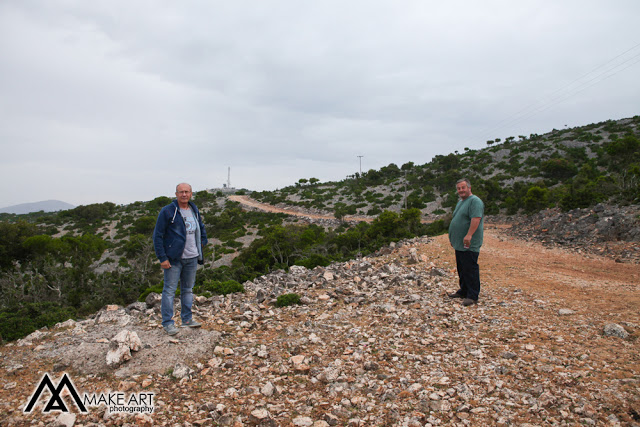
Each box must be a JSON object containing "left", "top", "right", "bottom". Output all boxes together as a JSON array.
[{"left": 153, "top": 183, "right": 208, "bottom": 335}]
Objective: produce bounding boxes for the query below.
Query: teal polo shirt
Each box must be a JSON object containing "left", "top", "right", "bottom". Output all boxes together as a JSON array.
[{"left": 448, "top": 195, "right": 484, "bottom": 252}]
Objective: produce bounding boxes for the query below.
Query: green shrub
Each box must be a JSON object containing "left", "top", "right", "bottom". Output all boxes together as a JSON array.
[
  {"left": 367, "top": 207, "right": 382, "bottom": 216},
  {"left": 224, "top": 239, "right": 243, "bottom": 249},
  {"left": 276, "top": 293, "right": 301, "bottom": 307},
  {"left": 523, "top": 186, "right": 550, "bottom": 213},
  {"left": 293, "top": 254, "right": 331, "bottom": 269},
  {"left": 0, "top": 302, "right": 77, "bottom": 342},
  {"left": 131, "top": 216, "right": 156, "bottom": 235},
  {"left": 424, "top": 219, "right": 449, "bottom": 236},
  {"left": 541, "top": 158, "right": 577, "bottom": 180},
  {"left": 215, "top": 245, "right": 235, "bottom": 255},
  {"left": 196, "top": 280, "right": 244, "bottom": 296},
  {"left": 138, "top": 283, "right": 165, "bottom": 302}
]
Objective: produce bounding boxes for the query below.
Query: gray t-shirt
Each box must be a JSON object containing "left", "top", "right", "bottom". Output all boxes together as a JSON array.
[{"left": 180, "top": 207, "right": 199, "bottom": 259}]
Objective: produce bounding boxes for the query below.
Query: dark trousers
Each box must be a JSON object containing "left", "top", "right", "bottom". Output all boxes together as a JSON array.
[{"left": 455, "top": 250, "right": 481, "bottom": 301}]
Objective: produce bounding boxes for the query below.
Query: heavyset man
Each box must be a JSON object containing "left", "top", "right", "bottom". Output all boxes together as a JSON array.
[
  {"left": 153, "top": 183, "right": 208, "bottom": 335},
  {"left": 448, "top": 178, "right": 484, "bottom": 306}
]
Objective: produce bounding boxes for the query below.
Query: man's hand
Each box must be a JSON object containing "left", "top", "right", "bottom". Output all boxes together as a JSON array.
[
  {"left": 463, "top": 217, "right": 482, "bottom": 249},
  {"left": 160, "top": 260, "right": 171, "bottom": 269}
]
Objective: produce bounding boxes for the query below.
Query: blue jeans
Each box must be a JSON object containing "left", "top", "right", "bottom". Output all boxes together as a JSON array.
[{"left": 161, "top": 257, "right": 198, "bottom": 327}]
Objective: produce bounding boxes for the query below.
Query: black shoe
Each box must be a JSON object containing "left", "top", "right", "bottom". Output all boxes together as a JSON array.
[
  {"left": 448, "top": 291, "right": 464, "bottom": 299},
  {"left": 462, "top": 298, "right": 478, "bottom": 306}
]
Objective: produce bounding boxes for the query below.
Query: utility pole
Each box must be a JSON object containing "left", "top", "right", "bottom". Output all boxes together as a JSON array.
[{"left": 357, "top": 155, "right": 363, "bottom": 176}]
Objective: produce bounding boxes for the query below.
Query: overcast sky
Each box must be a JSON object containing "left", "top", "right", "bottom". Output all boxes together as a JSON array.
[{"left": 1, "top": 1, "right": 639, "bottom": 208}]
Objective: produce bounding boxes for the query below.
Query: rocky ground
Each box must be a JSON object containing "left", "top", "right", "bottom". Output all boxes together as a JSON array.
[
  {"left": 502, "top": 203, "right": 640, "bottom": 264},
  {"left": 1, "top": 225, "right": 639, "bottom": 426}
]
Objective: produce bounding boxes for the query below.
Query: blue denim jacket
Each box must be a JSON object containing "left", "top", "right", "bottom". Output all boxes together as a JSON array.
[{"left": 153, "top": 200, "right": 208, "bottom": 264}]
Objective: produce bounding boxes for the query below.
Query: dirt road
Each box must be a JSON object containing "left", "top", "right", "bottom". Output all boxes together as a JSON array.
[
  {"left": 231, "top": 195, "right": 640, "bottom": 322},
  {"left": 422, "top": 224, "right": 640, "bottom": 324},
  {"left": 229, "top": 195, "right": 373, "bottom": 222}
]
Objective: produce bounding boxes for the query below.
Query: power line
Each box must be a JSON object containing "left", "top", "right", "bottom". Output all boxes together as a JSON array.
[
  {"left": 514, "top": 54, "right": 640, "bottom": 123},
  {"left": 467, "top": 42, "right": 640, "bottom": 146},
  {"left": 480, "top": 50, "right": 640, "bottom": 139}
]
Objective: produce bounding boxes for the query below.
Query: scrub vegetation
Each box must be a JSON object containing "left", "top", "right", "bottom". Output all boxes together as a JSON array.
[
  {"left": 0, "top": 115, "right": 638, "bottom": 341},
  {"left": 253, "top": 116, "right": 640, "bottom": 215}
]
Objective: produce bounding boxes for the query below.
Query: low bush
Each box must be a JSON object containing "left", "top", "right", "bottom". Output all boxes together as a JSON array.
[
  {"left": 0, "top": 302, "right": 77, "bottom": 342},
  {"left": 196, "top": 280, "right": 244, "bottom": 296},
  {"left": 424, "top": 219, "right": 449, "bottom": 236},
  {"left": 276, "top": 293, "right": 301, "bottom": 307},
  {"left": 138, "top": 283, "right": 166, "bottom": 302}
]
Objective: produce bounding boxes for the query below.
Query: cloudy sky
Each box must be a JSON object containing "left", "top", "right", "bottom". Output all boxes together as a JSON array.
[{"left": 1, "top": 1, "right": 639, "bottom": 208}]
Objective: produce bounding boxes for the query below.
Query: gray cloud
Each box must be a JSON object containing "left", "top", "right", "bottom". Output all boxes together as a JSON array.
[{"left": 1, "top": 0, "right": 639, "bottom": 206}]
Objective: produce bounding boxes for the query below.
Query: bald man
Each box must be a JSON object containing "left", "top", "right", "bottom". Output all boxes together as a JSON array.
[{"left": 153, "top": 183, "right": 208, "bottom": 335}]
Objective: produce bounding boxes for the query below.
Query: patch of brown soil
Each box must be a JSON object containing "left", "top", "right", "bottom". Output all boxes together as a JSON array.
[
  {"left": 421, "top": 223, "right": 640, "bottom": 324},
  {"left": 229, "top": 195, "right": 374, "bottom": 222}
]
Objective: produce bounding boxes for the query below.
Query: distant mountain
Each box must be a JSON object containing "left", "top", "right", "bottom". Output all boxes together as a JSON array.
[{"left": 0, "top": 200, "right": 75, "bottom": 214}]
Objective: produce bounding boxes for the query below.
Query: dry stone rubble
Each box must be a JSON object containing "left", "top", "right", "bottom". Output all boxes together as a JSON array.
[
  {"left": 504, "top": 203, "right": 640, "bottom": 263},
  {"left": 1, "top": 235, "right": 639, "bottom": 426}
]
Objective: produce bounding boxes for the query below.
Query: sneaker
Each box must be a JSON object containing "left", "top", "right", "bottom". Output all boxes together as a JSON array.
[
  {"left": 448, "top": 291, "right": 464, "bottom": 299},
  {"left": 462, "top": 298, "right": 478, "bottom": 306},
  {"left": 164, "top": 324, "right": 179, "bottom": 336},
  {"left": 181, "top": 319, "right": 202, "bottom": 328}
]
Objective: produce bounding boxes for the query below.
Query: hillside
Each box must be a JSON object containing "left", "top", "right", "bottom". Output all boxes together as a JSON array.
[
  {"left": 251, "top": 116, "right": 640, "bottom": 218},
  {"left": 0, "top": 115, "right": 639, "bottom": 425},
  {"left": 1, "top": 226, "right": 638, "bottom": 425},
  {"left": 1, "top": 115, "right": 639, "bottom": 344}
]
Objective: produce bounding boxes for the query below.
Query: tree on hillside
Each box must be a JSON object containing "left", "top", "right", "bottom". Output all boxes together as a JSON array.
[
  {"left": 59, "top": 202, "right": 116, "bottom": 223},
  {"left": 131, "top": 216, "right": 156, "bottom": 235},
  {"left": 523, "top": 186, "right": 549, "bottom": 213},
  {"left": 401, "top": 162, "right": 414, "bottom": 171},
  {"left": 147, "top": 196, "right": 172, "bottom": 212},
  {"left": 541, "top": 158, "right": 577, "bottom": 180},
  {"left": 333, "top": 203, "right": 356, "bottom": 222},
  {"left": 406, "top": 191, "right": 426, "bottom": 210},
  {"left": 602, "top": 133, "right": 640, "bottom": 202},
  {"left": 401, "top": 208, "right": 422, "bottom": 235},
  {"left": 0, "top": 221, "right": 38, "bottom": 269},
  {"left": 363, "top": 169, "right": 383, "bottom": 185}
]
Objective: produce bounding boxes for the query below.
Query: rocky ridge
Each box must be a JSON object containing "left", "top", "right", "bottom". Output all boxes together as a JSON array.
[
  {"left": 1, "top": 232, "right": 639, "bottom": 426},
  {"left": 503, "top": 203, "right": 640, "bottom": 263}
]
